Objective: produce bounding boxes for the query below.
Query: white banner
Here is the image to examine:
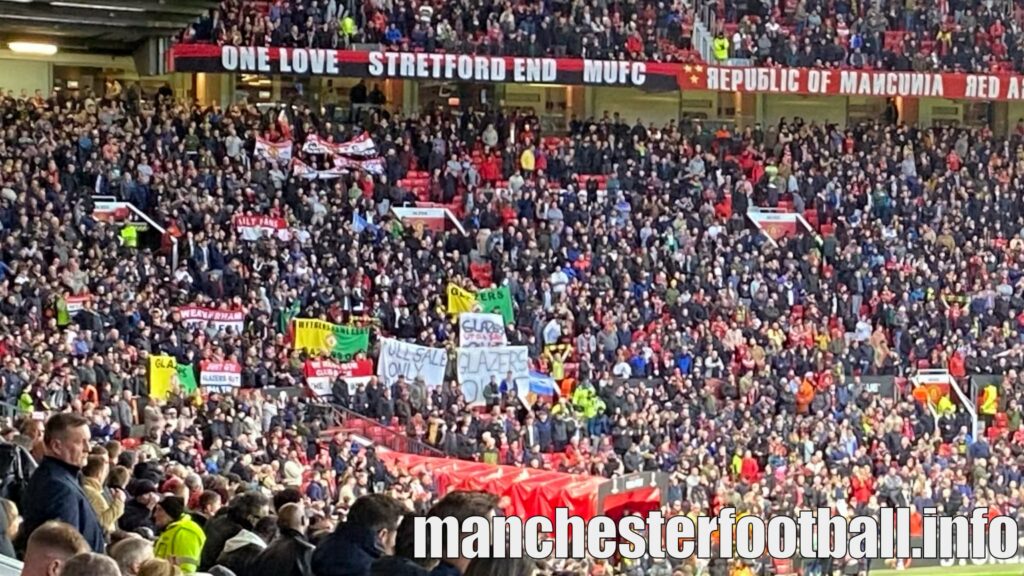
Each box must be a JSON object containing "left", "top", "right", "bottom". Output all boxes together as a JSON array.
[
  {"left": 376, "top": 338, "right": 447, "bottom": 388},
  {"left": 302, "top": 133, "right": 377, "bottom": 158},
  {"left": 456, "top": 346, "right": 529, "bottom": 406},
  {"left": 199, "top": 361, "right": 242, "bottom": 391},
  {"left": 458, "top": 313, "right": 507, "bottom": 347},
  {"left": 176, "top": 306, "right": 245, "bottom": 333}
]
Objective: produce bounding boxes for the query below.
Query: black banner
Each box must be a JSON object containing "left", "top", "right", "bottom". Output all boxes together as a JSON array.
[{"left": 169, "top": 45, "right": 683, "bottom": 91}]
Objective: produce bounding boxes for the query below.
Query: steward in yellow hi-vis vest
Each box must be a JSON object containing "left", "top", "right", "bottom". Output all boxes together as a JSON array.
[
  {"left": 120, "top": 224, "right": 138, "bottom": 248},
  {"left": 980, "top": 383, "right": 998, "bottom": 416}
]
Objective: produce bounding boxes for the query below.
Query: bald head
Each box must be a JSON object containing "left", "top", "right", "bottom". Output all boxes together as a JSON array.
[{"left": 277, "top": 503, "right": 306, "bottom": 533}]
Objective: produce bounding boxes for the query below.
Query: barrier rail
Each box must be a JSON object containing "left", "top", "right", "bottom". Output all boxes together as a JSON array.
[
  {"left": 92, "top": 196, "right": 179, "bottom": 270},
  {"left": 328, "top": 403, "right": 446, "bottom": 457}
]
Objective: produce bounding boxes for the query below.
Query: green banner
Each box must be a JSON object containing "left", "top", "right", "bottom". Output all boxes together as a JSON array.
[
  {"left": 477, "top": 286, "right": 514, "bottom": 325},
  {"left": 329, "top": 325, "right": 370, "bottom": 361},
  {"left": 176, "top": 364, "right": 198, "bottom": 394}
]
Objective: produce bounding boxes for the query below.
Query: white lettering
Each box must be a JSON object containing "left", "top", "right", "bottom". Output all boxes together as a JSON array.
[
  {"left": 221, "top": 46, "right": 239, "bottom": 71},
  {"left": 367, "top": 51, "right": 384, "bottom": 76},
  {"left": 256, "top": 47, "right": 270, "bottom": 72}
]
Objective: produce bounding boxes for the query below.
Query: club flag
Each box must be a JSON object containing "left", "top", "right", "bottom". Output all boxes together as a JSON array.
[
  {"left": 149, "top": 355, "right": 177, "bottom": 400},
  {"left": 293, "top": 318, "right": 370, "bottom": 361},
  {"left": 446, "top": 284, "right": 477, "bottom": 316},
  {"left": 353, "top": 212, "right": 368, "bottom": 233},
  {"left": 478, "top": 286, "right": 515, "bottom": 325},
  {"left": 176, "top": 364, "right": 198, "bottom": 395}
]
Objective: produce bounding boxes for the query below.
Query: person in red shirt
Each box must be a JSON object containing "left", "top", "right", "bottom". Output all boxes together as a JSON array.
[{"left": 740, "top": 450, "right": 760, "bottom": 484}]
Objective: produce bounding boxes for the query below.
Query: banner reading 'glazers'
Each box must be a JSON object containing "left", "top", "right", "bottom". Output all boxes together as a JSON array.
[{"left": 170, "top": 44, "right": 1024, "bottom": 101}]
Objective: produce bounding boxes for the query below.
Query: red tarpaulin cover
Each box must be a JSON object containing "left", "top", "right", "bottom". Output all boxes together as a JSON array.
[{"left": 380, "top": 452, "right": 609, "bottom": 521}]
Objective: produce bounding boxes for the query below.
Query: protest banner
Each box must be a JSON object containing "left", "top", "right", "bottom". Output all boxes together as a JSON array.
[
  {"left": 304, "top": 358, "right": 374, "bottom": 397},
  {"left": 446, "top": 284, "right": 477, "bottom": 316},
  {"left": 149, "top": 355, "right": 177, "bottom": 400},
  {"left": 456, "top": 346, "right": 529, "bottom": 406},
  {"left": 293, "top": 319, "right": 370, "bottom": 361},
  {"left": 478, "top": 286, "right": 514, "bottom": 324},
  {"left": 176, "top": 306, "right": 246, "bottom": 333},
  {"left": 176, "top": 364, "right": 198, "bottom": 394},
  {"left": 377, "top": 338, "right": 448, "bottom": 388},
  {"left": 458, "top": 313, "right": 508, "bottom": 347},
  {"left": 199, "top": 361, "right": 243, "bottom": 391}
]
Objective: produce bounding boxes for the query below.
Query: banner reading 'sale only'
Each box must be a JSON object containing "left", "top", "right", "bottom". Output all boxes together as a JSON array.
[{"left": 169, "top": 44, "right": 1024, "bottom": 101}]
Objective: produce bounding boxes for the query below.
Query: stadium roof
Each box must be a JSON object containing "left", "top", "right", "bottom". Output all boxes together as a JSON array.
[{"left": 0, "top": 0, "right": 215, "bottom": 54}]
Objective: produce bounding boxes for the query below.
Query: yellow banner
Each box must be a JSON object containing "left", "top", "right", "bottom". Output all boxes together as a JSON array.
[
  {"left": 149, "top": 355, "right": 177, "bottom": 400},
  {"left": 446, "top": 283, "right": 477, "bottom": 316},
  {"left": 294, "top": 318, "right": 335, "bottom": 355}
]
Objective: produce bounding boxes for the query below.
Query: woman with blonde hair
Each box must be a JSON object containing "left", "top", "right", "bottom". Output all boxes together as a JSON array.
[{"left": 137, "top": 558, "right": 182, "bottom": 576}]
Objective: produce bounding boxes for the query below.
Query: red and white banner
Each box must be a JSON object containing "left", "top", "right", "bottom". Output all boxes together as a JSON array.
[
  {"left": 255, "top": 137, "right": 293, "bottom": 164},
  {"left": 333, "top": 156, "right": 384, "bottom": 175},
  {"left": 392, "top": 205, "right": 466, "bottom": 235},
  {"left": 234, "top": 214, "right": 292, "bottom": 241},
  {"left": 67, "top": 294, "right": 92, "bottom": 315},
  {"left": 92, "top": 201, "right": 133, "bottom": 222},
  {"left": 292, "top": 158, "right": 383, "bottom": 180},
  {"left": 176, "top": 306, "right": 246, "bottom": 333},
  {"left": 302, "top": 133, "right": 377, "bottom": 157},
  {"left": 199, "top": 360, "right": 243, "bottom": 390},
  {"left": 304, "top": 358, "right": 374, "bottom": 397}
]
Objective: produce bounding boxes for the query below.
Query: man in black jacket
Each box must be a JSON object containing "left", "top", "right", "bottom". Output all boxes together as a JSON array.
[
  {"left": 251, "top": 503, "right": 314, "bottom": 576},
  {"left": 199, "top": 490, "right": 272, "bottom": 571},
  {"left": 311, "top": 493, "right": 404, "bottom": 576},
  {"left": 16, "top": 413, "right": 105, "bottom": 554}
]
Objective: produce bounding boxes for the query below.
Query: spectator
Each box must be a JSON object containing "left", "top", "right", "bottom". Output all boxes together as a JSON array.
[
  {"left": 214, "top": 515, "right": 278, "bottom": 576},
  {"left": 0, "top": 498, "right": 18, "bottom": 559},
  {"left": 137, "top": 559, "right": 183, "bottom": 576},
  {"left": 312, "top": 494, "right": 405, "bottom": 576},
  {"left": 191, "top": 492, "right": 222, "bottom": 531},
  {"left": 108, "top": 536, "right": 154, "bottom": 576},
  {"left": 60, "top": 553, "right": 121, "bottom": 576},
  {"left": 153, "top": 496, "right": 205, "bottom": 574},
  {"left": 82, "top": 454, "right": 126, "bottom": 535},
  {"left": 119, "top": 481, "right": 159, "bottom": 536},
  {"left": 198, "top": 491, "right": 271, "bottom": 571},
  {"left": 250, "top": 503, "right": 314, "bottom": 576},
  {"left": 370, "top": 512, "right": 433, "bottom": 576},
  {"left": 18, "top": 414, "right": 105, "bottom": 553},
  {"left": 425, "top": 492, "right": 500, "bottom": 576},
  {"left": 464, "top": 557, "right": 537, "bottom": 576},
  {"left": 21, "top": 521, "right": 90, "bottom": 576}
]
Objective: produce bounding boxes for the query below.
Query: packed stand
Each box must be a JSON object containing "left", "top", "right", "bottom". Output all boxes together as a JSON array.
[
  {"left": 2, "top": 76, "right": 1024, "bottom": 576},
  {"left": 178, "top": 0, "right": 701, "bottom": 62},
  {"left": 708, "top": 0, "right": 1024, "bottom": 73}
]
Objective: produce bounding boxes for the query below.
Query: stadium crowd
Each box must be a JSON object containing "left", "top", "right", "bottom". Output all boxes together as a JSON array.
[
  {"left": 179, "top": 0, "right": 1024, "bottom": 73},
  {"left": 5, "top": 35, "right": 1024, "bottom": 576}
]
